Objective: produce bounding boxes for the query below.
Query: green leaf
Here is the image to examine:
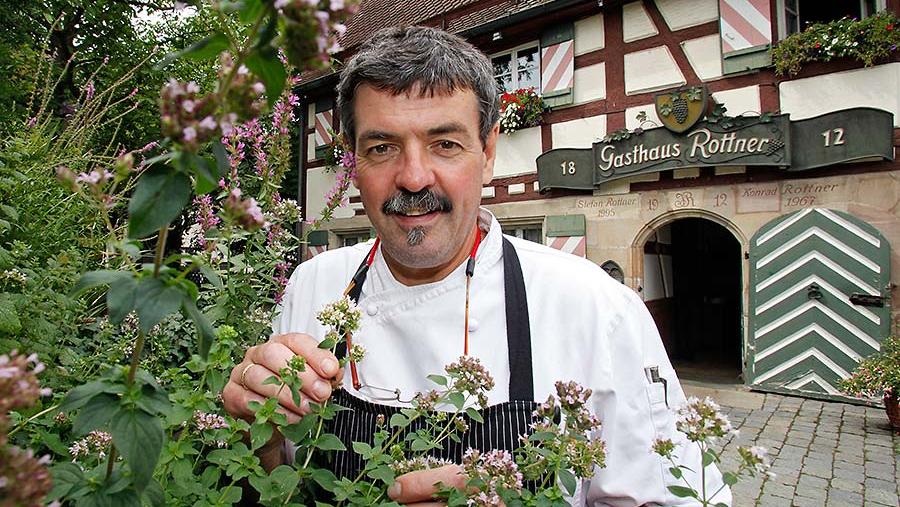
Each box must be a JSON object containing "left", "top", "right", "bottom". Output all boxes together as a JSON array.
[
  {"left": 318, "top": 336, "right": 336, "bottom": 350},
  {"left": 245, "top": 46, "right": 286, "bottom": 107},
  {"left": 669, "top": 466, "right": 683, "bottom": 479},
  {"left": 182, "top": 298, "right": 215, "bottom": 359},
  {"left": 702, "top": 450, "right": 715, "bottom": 468},
  {"left": 282, "top": 414, "right": 317, "bottom": 443},
  {"left": 315, "top": 433, "right": 347, "bottom": 451},
  {"left": 134, "top": 277, "right": 185, "bottom": 335},
  {"left": 528, "top": 431, "right": 555, "bottom": 442},
  {"left": 110, "top": 406, "right": 164, "bottom": 493},
  {"left": 59, "top": 378, "right": 121, "bottom": 412},
  {"left": 250, "top": 422, "right": 274, "bottom": 450},
  {"left": 73, "top": 393, "right": 120, "bottom": 435},
  {"left": 198, "top": 264, "right": 223, "bottom": 290},
  {"left": 1, "top": 204, "right": 18, "bottom": 220},
  {"left": 410, "top": 438, "right": 432, "bottom": 452},
  {"left": 0, "top": 293, "right": 21, "bottom": 334},
  {"left": 667, "top": 485, "right": 698, "bottom": 498},
  {"left": 128, "top": 165, "right": 192, "bottom": 239},
  {"left": 465, "top": 407, "right": 484, "bottom": 423},
  {"left": 48, "top": 462, "right": 85, "bottom": 500},
  {"left": 107, "top": 274, "right": 138, "bottom": 325},
  {"left": 72, "top": 270, "right": 132, "bottom": 296},
  {"left": 557, "top": 468, "right": 577, "bottom": 496},
  {"left": 389, "top": 413, "right": 409, "bottom": 428},
  {"left": 157, "top": 33, "right": 230, "bottom": 69},
  {"left": 722, "top": 471, "right": 738, "bottom": 486},
  {"left": 447, "top": 392, "right": 465, "bottom": 410},
  {"left": 239, "top": 0, "right": 266, "bottom": 23},
  {"left": 310, "top": 467, "right": 337, "bottom": 490},
  {"left": 367, "top": 464, "right": 395, "bottom": 485},
  {"left": 427, "top": 374, "right": 448, "bottom": 386},
  {"left": 352, "top": 441, "right": 373, "bottom": 459},
  {"left": 142, "top": 480, "right": 165, "bottom": 507}
]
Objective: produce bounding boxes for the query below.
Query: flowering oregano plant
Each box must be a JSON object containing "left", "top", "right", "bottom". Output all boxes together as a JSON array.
[
  {"left": 839, "top": 335, "right": 900, "bottom": 400},
  {"left": 651, "top": 396, "right": 773, "bottom": 506}
]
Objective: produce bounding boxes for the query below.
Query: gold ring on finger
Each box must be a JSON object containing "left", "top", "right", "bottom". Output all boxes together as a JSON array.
[{"left": 239, "top": 362, "right": 258, "bottom": 389}]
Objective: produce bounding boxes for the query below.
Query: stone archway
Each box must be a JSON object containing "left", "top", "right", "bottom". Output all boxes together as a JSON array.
[{"left": 632, "top": 210, "right": 748, "bottom": 384}]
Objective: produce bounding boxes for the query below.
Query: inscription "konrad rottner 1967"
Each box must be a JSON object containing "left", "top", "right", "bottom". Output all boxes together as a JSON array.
[{"left": 597, "top": 129, "right": 774, "bottom": 172}]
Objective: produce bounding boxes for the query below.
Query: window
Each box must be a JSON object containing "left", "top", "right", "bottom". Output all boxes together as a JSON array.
[
  {"left": 492, "top": 45, "right": 540, "bottom": 93},
  {"left": 501, "top": 224, "right": 543, "bottom": 244},
  {"left": 779, "top": 0, "right": 884, "bottom": 38},
  {"left": 339, "top": 230, "right": 372, "bottom": 247}
]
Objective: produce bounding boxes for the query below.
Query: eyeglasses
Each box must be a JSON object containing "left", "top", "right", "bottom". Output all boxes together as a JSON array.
[{"left": 342, "top": 225, "right": 483, "bottom": 403}]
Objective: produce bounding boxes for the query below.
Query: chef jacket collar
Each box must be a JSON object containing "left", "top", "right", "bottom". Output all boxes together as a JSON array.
[{"left": 364, "top": 208, "right": 504, "bottom": 296}]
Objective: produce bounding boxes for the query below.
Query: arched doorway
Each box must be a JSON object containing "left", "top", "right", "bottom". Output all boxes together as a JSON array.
[{"left": 640, "top": 216, "right": 743, "bottom": 383}]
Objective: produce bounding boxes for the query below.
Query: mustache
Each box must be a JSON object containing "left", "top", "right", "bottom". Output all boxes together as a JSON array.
[{"left": 381, "top": 190, "right": 453, "bottom": 215}]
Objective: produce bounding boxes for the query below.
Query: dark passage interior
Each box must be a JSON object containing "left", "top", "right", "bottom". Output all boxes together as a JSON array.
[{"left": 644, "top": 218, "right": 743, "bottom": 384}]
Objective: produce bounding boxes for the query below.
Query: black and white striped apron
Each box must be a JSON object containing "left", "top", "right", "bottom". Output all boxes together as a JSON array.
[{"left": 327, "top": 237, "right": 541, "bottom": 480}]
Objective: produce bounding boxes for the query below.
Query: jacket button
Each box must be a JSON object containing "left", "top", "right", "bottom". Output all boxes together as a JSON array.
[
  {"left": 366, "top": 304, "right": 378, "bottom": 316},
  {"left": 468, "top": 318, "right": 478, "bottom": 332}
]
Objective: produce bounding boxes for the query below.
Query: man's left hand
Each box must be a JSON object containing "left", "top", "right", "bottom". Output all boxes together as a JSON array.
[{"left": 387, "top": 464, "right": 466, "bottom": 506}]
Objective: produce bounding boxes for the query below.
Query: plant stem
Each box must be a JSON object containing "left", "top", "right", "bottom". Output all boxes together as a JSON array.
[
  {"left": 127, "top": 331, "right": 147, "bottom": 386},
  {"left": 7, "top": 403, "right": 59, "bottom": 437},
  {"left": 153, "top": 227, "right": 168, "bottom": 277},
  {"left": 106, "top": 446, "right": 118, "bottom": 480}
]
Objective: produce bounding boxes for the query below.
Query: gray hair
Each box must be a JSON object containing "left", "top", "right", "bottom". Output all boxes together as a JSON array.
[{"left": 337, "top": 26, "right": 499, "bottom": 149}]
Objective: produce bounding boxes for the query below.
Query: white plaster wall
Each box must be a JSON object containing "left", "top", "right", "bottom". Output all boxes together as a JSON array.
[
  {"left": 573, "top": 62, "right": 607, "bottom": 103},
  {"left": 654, "top": 0, "right": 719, "bottom": 30},
  {"left": 307, "top": 133, "right": 316, "bottom": 161},
  {"left": 712, "top": 85, "right": 762, "bottom": 116},
  {"left": 305, "top": 167, "right": 356, "bottom": 220},
  {"left": 642, "top": 253, "right": 674, "bottom": 300},
  {"left": 681, "top": 34, "right": 723, "bottom": 81},
  {"left": 575, "top": 14, "right": 604, "bottom": 55},
  {"left": 551, "top": 115, "right": 607, "bottom": 148},
  {"left": 307, "top": 103, "right": 315, "bottom": 128},
  {"left": 779, "top": 63, "right": 900, "bottom": 127},
  {"left": 624, "top": 46, "right": 686, "bottom": 95},
  {"left": 625, "top": 103, "right": 663, "bottom": 130},
  {"left": 622, "top": 2, "right": 658, "bottom": 42},
  {"left": 494, "top": 126, "right": 542, "bottom": 178}
]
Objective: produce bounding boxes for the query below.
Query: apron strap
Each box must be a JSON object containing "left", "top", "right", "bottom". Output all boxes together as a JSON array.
[
  {"left": 502, "top": 237, "right": 534, "bottom": 402},
  {"left": 337, "top": 237, "right": 535, "bottom": 402}
]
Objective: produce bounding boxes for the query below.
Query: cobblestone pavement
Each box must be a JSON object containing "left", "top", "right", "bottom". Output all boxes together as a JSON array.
[{"left": 682, "top": 383, "right": 900, "bottom": 507}]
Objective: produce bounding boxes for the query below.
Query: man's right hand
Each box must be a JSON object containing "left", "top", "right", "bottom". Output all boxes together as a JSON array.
[{"left": 222, "top": 333, "right": 343, "bottom": 424}]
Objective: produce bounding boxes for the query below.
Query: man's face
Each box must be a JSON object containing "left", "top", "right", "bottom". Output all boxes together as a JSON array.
[{"left": 352, "top": 84, "right": 498, "bottom": 275}]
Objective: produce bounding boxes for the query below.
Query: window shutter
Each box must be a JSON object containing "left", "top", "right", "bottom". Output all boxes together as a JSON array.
[
  {"left": 314, "top": 97, "right": 335, "bottom": 160},
  {"left": 306, "top": 230, "right": 329, "bottom": 259},
  {"left": 719, "top": 0, "right": 774, "bottom": 74},
  {"left": 540, "top": 24, "right": 575, "bottom": 108},
  {"left": 544, "top": 214, "right": 586, "bottom": 257}
]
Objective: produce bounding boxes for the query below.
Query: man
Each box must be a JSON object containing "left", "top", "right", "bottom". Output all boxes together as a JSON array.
[{"left": 223, "top": 26, "right": 731, "bottom": 506}]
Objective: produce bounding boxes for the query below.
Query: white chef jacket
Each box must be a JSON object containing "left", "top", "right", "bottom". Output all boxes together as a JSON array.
[{"left": 273, "top": 209, "right": 732, "bottom": 507}]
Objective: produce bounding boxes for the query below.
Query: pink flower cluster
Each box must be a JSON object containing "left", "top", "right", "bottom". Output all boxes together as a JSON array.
[
  {"left": 1, "top": 351, "right": 53, "bottom": 506},
  {"left": 277, "top": 0, "right": 359, "bottom": 69},
  {"left": 223, "top": 188, "right": 269, "bottom": 231},
  {"left": 0, "top": 351, "right": 51, "bottom": 415},
  {"left": 675, "top": 396, "right": 738, "bottom": 444},
  {"left": 445, "top": 356, "right": 495, "bottom": 408},
  {"left": 273, "top": 93, "right": 300, "bottom": 136},
  {"left": 274, "top": 261, "right": 291, "bottom": 303},
  {"left": 160, "top": 79, "right": 224, "bottom": 151},
  {"left": 193, "top": 410, "right": 229, "bottom": 431},
  {"left": 462, "top": 449, "right": 523, "bottom": 507},
  {"left": 69, "top": 430, "right": 113, "bottom": 461}
]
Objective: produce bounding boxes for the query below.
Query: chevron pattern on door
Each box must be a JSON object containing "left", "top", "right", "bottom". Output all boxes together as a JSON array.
[{"left": 748, "top": 208, "right": 891, "bottom": 401}]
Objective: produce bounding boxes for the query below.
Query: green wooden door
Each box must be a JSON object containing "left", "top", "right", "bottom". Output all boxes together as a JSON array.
[{"left": 748, "top": 208, "right": 891, "bottom": 400}]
